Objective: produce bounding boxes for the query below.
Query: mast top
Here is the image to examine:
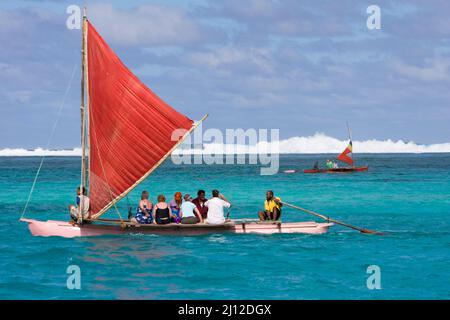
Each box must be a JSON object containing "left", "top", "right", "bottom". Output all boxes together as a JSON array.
[
  {"left": 83, "top": 7, "right": 87, "bottom": 19},
  {"left": 346, "top": 121, "right": 352, "bottom": 142}
]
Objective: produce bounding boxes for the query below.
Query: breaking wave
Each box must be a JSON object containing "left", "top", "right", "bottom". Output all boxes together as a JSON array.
[
  {"left": 277, "top": 133, "right": 450, "bottom": 154},
  {"left": 0, "top": 147, "right": 82, "bottom": 157},
  {"left": 1, "top": 134, "right": 449, "bottom": 156}
]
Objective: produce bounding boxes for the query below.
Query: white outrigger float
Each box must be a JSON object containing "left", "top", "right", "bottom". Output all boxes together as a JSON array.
[{"left": 21, "top": 10, "right": 336, "bottom": 238}]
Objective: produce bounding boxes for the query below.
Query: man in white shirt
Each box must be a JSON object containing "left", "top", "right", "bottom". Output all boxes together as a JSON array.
[
  {"left": 205, "top": 189, "right": 231, "bottom": 225},
  {"left": 69, "top": 186, "right": 90, "bottom": 223}
]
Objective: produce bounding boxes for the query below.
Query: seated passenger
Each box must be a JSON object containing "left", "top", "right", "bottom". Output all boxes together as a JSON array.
[
  {"left": 153, "top": 194, "right": 172, "bottom": 225},
  {"left": 169, "top": 192, "right": 182, "bottom": 223},
  {"left": 192, "top": 189, "right": 208, "bottom": 220},
  {"left": 68, "top": 186, "right": 90, "bottom": 223},
  {"left": 205, "top": 189, "right": 231, "bottom": 225},
  {"left": 326, "top": 159, "right": 334, "bottom": 169},
  {"left": 313, "top": 161, "right": 319, "bottom": 170},
  {"left": 258, "top": 190, "right": 282, "bottom": 221},
  {"left": 180, "top": 194, "right": 203, "bottom": 224},
  {"left": 135, "top": 190, "right": 153, "bottom": 224}
]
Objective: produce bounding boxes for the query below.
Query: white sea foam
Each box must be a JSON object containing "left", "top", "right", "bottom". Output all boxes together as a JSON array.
[
  {"left": 1, "top": 133, "right": 449, "bottom": 156},
  {"left": 175, "top": 133, "right": 450, "bottom": 154},
  {"left": 0, "top": 147, "right": 82, "bottom": 157},
  {"left": 276, "top": 133, "right": 450, "bottom": 154}
]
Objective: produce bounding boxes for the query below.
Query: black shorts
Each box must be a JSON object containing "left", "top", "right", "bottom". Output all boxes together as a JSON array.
[{"left": 262, "top": 210, "right": 281, "bottom": 220}]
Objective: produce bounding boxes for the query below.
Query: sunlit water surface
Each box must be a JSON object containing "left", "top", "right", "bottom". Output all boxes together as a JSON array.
[{"left": 0, "top": 154, "right": 449, "bottom": 299}]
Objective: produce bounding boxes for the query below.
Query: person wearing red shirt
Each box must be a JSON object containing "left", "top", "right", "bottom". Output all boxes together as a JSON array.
[{"left": 192, "top": 189, "right": 208, "bottom": 220}]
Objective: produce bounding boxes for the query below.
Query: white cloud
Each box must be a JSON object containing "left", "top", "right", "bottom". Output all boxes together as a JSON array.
[
  {"left": 187, "top": 46, "right": 275, "bottom": 74},
  {"left": 89, "top": 4, "right": 203, "bottom": 46},
  {"left": 392, "top": 57, "right": 450, "bottom": 82}
]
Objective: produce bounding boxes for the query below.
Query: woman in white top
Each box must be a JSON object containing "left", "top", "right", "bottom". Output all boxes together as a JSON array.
[{"left": 205, "top": 189, "right": 231, "bottom": 225}]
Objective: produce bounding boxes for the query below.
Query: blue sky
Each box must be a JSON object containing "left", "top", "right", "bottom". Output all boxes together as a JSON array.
[{"left": 1, "top": 0, "right": 449, "bottom": 148}]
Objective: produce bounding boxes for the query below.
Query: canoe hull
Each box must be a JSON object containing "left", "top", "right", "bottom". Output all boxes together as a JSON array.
[
  {"left": 21, "top": 218, "right": 333, "bottom": 238},
  {"left": 304, "top": 166, "right": 368, "bottom": 173}
]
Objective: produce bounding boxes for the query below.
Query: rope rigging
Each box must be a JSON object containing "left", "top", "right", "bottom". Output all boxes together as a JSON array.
[{"left": 20, "top": 64, "right": 78, "bottom": 220}]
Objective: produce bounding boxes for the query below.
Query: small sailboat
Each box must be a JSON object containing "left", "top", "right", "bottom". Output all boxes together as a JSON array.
[
  {"left": 304, "top": 124, "right": 368, "bottom": 174},
  {"left": 21, "top": 11, "right": 333, "bottom": 237}
]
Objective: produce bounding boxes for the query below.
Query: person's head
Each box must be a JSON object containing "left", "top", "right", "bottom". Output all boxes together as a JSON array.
[
  {"left": 157, "top": 194, "right": 166, "bottom": 203},
  {"left": 77, "top": 186, "right": 87, "bottom": 196},
  {"left": 184, "top": 194, "right": 193, "bottom": 202},
  {"left": 266, "top": 190, "right": 274, "bottom": 200},
  {"left": 174, "top": 192, "right": 182, "bottom": 202},
  {"left": 212, "top": 189, "right": 220, "bottom": 198},
  {"left": 141, "top": 190, "right": 149, "bottom": 200},
  {"left": 197, "top": 189, "right": 206, "bottom": 201}
]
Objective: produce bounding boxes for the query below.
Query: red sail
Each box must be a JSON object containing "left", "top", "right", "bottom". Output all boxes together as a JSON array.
[
  {"left": 86, "top": 21, "right": 193, "bottom": 217},
  {"left": 337, "top": 141, "right": 354, "bottom": 166}
]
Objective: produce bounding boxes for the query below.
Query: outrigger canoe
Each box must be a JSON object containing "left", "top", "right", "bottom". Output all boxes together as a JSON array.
[
  {"left": 21, "top": 11, "right": 332, "bottom": 238},
  {"left": 304, "top": 166, "right": 368, "bottom": 173},
  {"left": 303, "top": 123, "right": 368, "bottom": 174},
  {"left": 21, "top": 218, "right": 333, "bottom": 238}
]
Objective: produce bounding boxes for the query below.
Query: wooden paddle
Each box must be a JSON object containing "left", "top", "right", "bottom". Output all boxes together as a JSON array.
[{"left": 281, "top": 201, "right": 384, "bottom": 235}]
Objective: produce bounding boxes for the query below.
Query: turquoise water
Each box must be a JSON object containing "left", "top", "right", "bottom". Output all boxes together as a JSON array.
[{"left": 0, "top": 154, "right": 449, "bottom": 299}]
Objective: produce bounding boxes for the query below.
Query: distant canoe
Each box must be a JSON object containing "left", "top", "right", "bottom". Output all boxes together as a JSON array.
[
  {"left": 303, "top": 123, "right": 368, "bottom": 174},
  {"left": 304, "top": 166, "right": 369, "bottom": 174}
]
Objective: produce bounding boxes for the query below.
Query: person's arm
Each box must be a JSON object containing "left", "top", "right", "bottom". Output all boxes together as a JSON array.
[
  {"left": 152, "top": 205, "right": 157, "bottom": 224},
  {"left": 139, "top": 200, "right": 147, "bottom": 216},
  {"left": 168, "top": 206, "right": 173, "bottom": 219},
  {"left": 219, "top": 194, "right": 231, "bottom": 206},
  {"left": 194, "top": 207, "right": 203, "bottom": 223},
  {"left": 274, "top": 197, "right": 283, "bottom": 208}
]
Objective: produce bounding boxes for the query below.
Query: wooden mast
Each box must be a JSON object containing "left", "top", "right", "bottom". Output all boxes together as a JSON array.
[
  {"left": 84, "top": 8, "right": 90, "bottom": 192},
  {"left": 79, "top": 7, "right": 87, "bottom": 220}
]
